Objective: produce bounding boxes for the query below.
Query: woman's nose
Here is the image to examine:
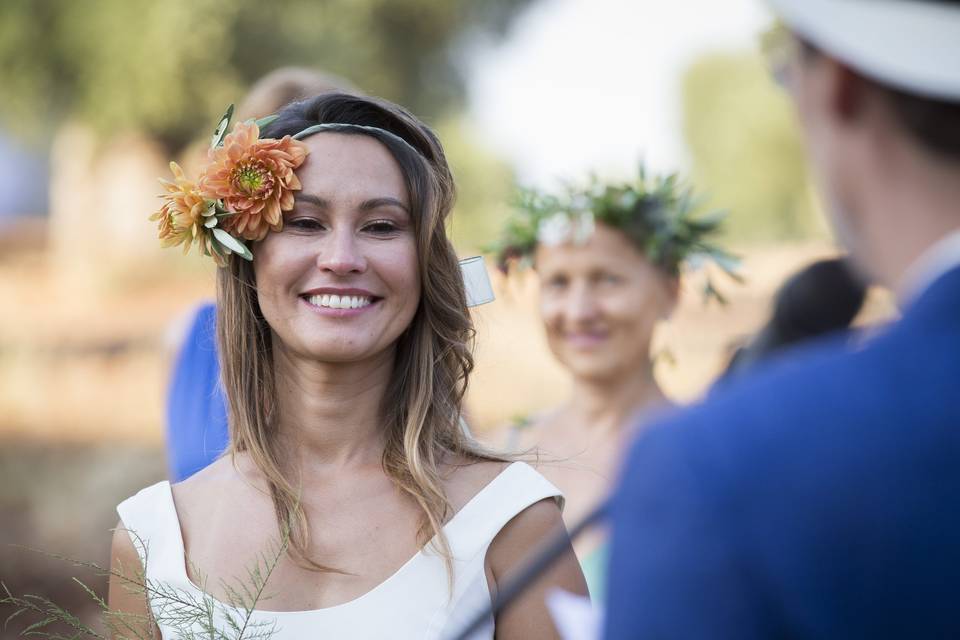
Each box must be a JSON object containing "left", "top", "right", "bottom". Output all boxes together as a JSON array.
[
  {"left": 564, "top": 282, "right": 601, "bottom": 323},
  {"left": 315, "top": 227, "right": 367, "bottom": 275}
]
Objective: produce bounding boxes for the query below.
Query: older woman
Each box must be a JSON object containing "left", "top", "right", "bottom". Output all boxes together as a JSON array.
[
  {"left": 110, "top": 93, "right": 585, "bottom": 639},
  {"left": 494, "top": 173, "right": 733, "bottom": 602}
]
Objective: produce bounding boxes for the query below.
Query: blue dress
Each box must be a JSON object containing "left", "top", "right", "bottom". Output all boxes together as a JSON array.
[{"left": 165, "top": 302, "right": 229, "bottom": 481}]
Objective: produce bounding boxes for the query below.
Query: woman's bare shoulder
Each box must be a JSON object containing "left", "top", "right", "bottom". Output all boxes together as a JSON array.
[
  {"left": 172, "top": 455, "right": 232, "bottom": 496},
  {"left": 170, "top": 454, "right": 265, "bottom": 523},
  {"left": 441, "top": 458, "right": 511, "bottom": 515}
]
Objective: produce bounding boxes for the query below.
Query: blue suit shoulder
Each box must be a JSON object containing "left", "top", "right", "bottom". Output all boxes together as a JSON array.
[
  {"left": 605, "top": 267, "right": 960, "bottom": 639},
  {"left": 632, "top": 266, "right": 960, "bottom": 500}
]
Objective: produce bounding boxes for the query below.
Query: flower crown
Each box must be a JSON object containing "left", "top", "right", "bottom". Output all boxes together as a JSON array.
[
  {"left": 150, "top": 105, "right": 425, "bottom": 266},
  {"left": 149, "top": 105, "right": 307, "bottom": 266},
  {"left": 490, "top": 167, "right": 742, "bottom": 302}
]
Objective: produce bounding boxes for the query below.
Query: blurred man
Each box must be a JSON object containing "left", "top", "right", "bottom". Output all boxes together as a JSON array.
[{"left": 604, "top": 1, "right": 960, "bottom": 637}]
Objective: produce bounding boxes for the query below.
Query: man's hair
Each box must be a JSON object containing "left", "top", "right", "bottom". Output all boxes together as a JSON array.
[
  {"left": 799, "top": 39, "right": 960, "bottom": 161},
  {"left": 879, "top": 87, "right": 960, "bottom": 160}
]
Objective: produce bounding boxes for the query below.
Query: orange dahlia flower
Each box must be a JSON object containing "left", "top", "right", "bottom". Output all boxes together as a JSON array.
[
  {"left": 199, "top": 121, "right": 309, "bottom": 242},
  {"left": 150, "top": 161, "right": 214, "bottom": 256}
]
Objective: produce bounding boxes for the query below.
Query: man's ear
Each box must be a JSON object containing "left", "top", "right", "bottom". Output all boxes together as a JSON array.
[{"left": 825, "top": 58, "right": 870, "bottom": 123}]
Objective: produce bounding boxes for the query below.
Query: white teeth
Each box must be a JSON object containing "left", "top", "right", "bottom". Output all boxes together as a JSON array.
[{"left": 307, "top": 294, "right": 373, "bottom": 310}]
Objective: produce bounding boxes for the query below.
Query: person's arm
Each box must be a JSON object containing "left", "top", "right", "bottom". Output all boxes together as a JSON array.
[
  {"left": 603, "top": 423, "right": 769, "bottom": 640},
  {"left": 486, "top": 498, "right": 588, "bottom": 639},
  {"left": 107, "top": 520, "right": 162, "bottom": 640}
]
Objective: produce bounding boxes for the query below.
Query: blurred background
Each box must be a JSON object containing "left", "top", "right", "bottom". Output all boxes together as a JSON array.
[{"left": 0, "top": 0, "right": 894, "bottom": 632}]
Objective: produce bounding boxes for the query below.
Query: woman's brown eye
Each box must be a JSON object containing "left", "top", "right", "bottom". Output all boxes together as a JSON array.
[
  {"left": 288, "top": 218, "right": 324, "bottom": 231},
  {"left": 365, "top": 221, "right": 399, "bottom": 235}
]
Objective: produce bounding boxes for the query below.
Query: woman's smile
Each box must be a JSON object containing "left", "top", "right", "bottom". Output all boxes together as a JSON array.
[
  {"left": 562, "top": 330, "right": 610, "bottom": 350},
  {"left": 300, "top": 287, "right": 383, "bottom": 317}
]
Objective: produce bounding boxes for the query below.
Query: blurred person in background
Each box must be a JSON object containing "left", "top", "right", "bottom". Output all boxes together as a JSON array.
[
  {"left": 165, "top": 67, "right": 356, "bottom": 482},
  {"left": 491, "top": 171, "right": 735, "bottom": 603},
  {"left": 112, "top": 92, "right": 585, "bottom": 639},
  {"left": 605, "top": 0, "right": 960, "bottom": 637}
]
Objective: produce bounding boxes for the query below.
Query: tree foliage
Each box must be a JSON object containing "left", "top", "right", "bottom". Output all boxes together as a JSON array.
[
  {"left": 0, "top": 0, "right": 534, "bottom": 151},
  {"left": 681, "top": 52, "right": 823, "bottom": 242}
]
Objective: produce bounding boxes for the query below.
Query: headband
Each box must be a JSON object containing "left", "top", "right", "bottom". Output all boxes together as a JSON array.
[
  {"left": 292, "top": 122, "right": 424, "bottom": 159},
  {"left": 148, "top": 104, "right": 495, "bottom": 306}
]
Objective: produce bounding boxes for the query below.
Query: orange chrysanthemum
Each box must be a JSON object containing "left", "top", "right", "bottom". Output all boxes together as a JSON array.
[
  {"left": 199, "top": 121, "right": 309, "bottom": 242},
  {"left": 150, "top": 161, "right": 214, "bottom": 256}
]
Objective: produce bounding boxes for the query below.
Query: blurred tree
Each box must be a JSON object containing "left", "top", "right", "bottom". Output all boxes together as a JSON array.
[
  {"left": 681, "top": 52, "right": 824, "bottom": 242},
  {"left": 437, "top": 117, "right": 516, "bottom": 254},
  {"left": 0, "top": 0, "right": 534, "bottom": 152}
]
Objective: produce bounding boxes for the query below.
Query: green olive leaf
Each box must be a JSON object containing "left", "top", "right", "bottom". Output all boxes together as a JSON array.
[{"left": 210, "top": 104, "right": 235, "bottom": 149}]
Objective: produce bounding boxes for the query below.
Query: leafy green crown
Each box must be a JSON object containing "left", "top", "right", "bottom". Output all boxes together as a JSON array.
[{"left": 489, "top": 166, "right": 742, "bottom": 301}]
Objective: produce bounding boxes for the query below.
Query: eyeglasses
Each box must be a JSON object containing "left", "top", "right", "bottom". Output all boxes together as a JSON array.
[{"left": 760, "top": 21, "right": 799, "bottom": 89}]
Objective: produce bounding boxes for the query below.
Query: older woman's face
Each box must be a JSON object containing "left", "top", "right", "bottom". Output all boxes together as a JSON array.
[
  {"left": 253, "top": 133, "right": 420, "bottom": 364},
  {"left": 535, "top": 223, "right": 676, "bottom": 382}
]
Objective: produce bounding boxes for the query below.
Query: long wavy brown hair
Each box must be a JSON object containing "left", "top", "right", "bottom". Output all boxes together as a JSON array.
[{"left": 216, "top": 92, "right": 504, "bottom": 572}]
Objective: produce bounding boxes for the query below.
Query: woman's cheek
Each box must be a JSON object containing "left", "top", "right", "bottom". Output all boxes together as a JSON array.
[{"left": 538, "top": 295, "right": 565, "bottom": 331}]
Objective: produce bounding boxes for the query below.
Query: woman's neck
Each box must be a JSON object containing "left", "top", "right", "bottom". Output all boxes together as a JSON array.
[
  {"left": 272, "top": 344, "right": 394, "bottom": 471},
  {"left": 567, "top": 366, "right": 668, "bottom": 436}
]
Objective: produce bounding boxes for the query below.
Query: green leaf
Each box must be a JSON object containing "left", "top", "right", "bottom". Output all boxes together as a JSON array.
[
  {"left": 254, "top": 114, "right": 279, "bottom": 130},
  {"left": 212, "top": 228, "right": 252, "bottom": 261},
  {"left": 22, "top": 615, "right": 56, "bottom": 633},
  {"left": 210, "top": 104, "right": 235, "bottom": 149},
  {"left": 703, "top": 279, "right": 728, "bottom": 306}
]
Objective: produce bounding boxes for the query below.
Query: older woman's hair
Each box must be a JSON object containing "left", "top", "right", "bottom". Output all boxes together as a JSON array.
[{"left": 217, "top": 92, "right": 503, "bottom": 572}]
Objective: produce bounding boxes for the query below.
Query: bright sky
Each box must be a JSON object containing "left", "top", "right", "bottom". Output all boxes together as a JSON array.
[{"left": 466, "top": 0, "right": 772, "bottom": 187}]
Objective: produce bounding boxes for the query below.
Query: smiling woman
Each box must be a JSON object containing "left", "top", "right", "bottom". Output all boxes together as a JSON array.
[
  {"left": 491, "top": 170, "right": 734, "bottom": 602},
  {"left": 110, "top": 93, "right": 586, "bottom": 639}
]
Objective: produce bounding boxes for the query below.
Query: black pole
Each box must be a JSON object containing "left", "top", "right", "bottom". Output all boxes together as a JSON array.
[{"left": 449, "top": 498, "right": 610, "bottom": 640}]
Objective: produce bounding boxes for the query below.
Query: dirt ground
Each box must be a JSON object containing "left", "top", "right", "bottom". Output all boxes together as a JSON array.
[{"left": 0, "top": 440, "right": 166, "bottom": 636}]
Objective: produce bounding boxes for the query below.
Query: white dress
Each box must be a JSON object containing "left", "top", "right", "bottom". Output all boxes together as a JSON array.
[{"left": 116, "top": 462, "right": 562, "bottom": 639}]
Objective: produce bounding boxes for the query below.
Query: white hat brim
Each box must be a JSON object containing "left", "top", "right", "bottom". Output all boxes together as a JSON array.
[{"left": 768, "top": 0, "right": 960, "bottom": 101}]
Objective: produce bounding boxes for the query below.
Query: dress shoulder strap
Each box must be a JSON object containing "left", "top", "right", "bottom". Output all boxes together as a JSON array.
[
  {"left": 116, "top": 481, "right": 189, "bottom": 586},
  {"left": 444, "top": 462, "right": 564, "bottom": 562}
]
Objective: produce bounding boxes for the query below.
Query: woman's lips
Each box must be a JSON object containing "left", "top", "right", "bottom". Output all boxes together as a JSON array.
[
  {"left": 563, "top": 331, "right": 609, "bottom": 349},
  {"left": 300, "top": 294, "right": 381, "bottom": 317}
]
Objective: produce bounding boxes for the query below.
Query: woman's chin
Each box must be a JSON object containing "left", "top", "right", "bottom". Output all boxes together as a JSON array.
[
  {"left": 561, "top": 355, "right": 625, "bottom": 381},
  {"left": 283, "top": 340, "right": 389, "bottom": 365}
]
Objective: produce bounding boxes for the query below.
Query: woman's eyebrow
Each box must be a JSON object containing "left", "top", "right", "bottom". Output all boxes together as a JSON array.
[
  {"left": 293, "top": 193, "right": 329, "bottom": 208},
  {"left": 360, "top": 197, "right": 409, "bottom": 213}
]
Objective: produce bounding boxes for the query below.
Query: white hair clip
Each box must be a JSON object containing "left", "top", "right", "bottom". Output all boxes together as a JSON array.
[{"left": 459, "top": 256, "right": 495, "bottom": 307}]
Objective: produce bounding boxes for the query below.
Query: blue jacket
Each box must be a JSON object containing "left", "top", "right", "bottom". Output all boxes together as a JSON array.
[
  {"left": 604, "top": 266, "right": 960, "bottom": 639},
  {"left": 166, "top": 302, "right": 229, "bottom": 481}
]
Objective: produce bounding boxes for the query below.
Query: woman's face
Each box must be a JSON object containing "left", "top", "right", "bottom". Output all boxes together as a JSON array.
[
  {"left": 535, "top": 222, "right": 677, "bottom": 382},
  {"left": 253, "top": 132, "right": 420, "bottom": 364}
]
